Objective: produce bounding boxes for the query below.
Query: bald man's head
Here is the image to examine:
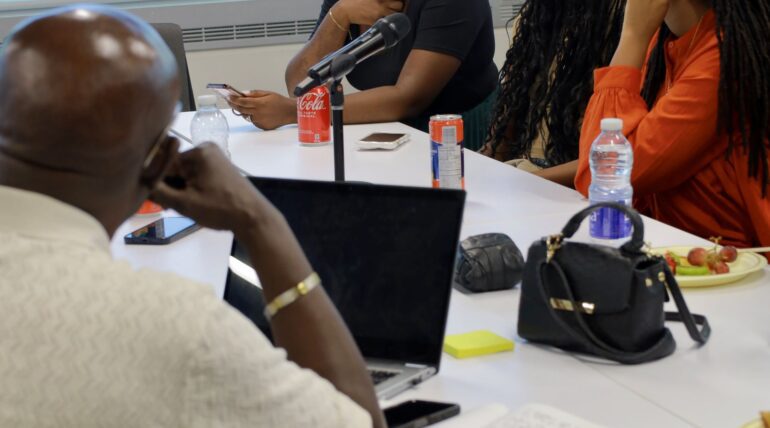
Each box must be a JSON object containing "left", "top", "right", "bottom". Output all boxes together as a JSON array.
[{"left": 0, "top": 4, "right": 180, "bottom": 175}]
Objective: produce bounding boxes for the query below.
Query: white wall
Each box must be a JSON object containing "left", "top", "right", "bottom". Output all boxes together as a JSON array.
[{"left": 186, "top": 27, "right": 512, "bottom": 102}]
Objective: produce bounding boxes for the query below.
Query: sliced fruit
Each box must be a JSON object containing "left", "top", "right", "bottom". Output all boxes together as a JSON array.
[
  {"left": 664, "top": 253, "right": 678, "bottom": 275},
  {"left": 677, "top": 265, "right": 711, "bottom": 276},
  {"left": 665, "top": 251, "right": 681, "bottom": 264}
]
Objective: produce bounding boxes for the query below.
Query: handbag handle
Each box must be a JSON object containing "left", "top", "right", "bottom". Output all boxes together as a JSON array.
[
  {"left": 536, "top": 260, "right": 709, "bottom": 364},
  {"left": 662, "top": 267, "right": 711, "bottom": 343},
  {"left": 560, "top": 202, "right": 645, "bottom": 254}
]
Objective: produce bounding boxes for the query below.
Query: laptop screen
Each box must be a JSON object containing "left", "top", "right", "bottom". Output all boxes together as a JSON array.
[{"left": 224, "top": 177, "right": 465, "bottom": 367}]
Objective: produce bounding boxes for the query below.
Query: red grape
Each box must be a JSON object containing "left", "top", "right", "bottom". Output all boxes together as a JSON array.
[
  {"left": 719, "top": 246, "right": 738, "bottom": 263},
  {"left": 687, "top": 247, "right": 708, "bottom": 266},
  {"left": 712, "top": 261, "right": 730, "bottom": 274},
  {"left": 706, "top": 252, "right": 721, "bottom": 270}
]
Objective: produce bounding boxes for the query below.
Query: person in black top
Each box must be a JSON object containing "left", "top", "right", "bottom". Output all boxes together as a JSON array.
[{"left": 228, "top": 0, "right": 498, "bottom": 131}]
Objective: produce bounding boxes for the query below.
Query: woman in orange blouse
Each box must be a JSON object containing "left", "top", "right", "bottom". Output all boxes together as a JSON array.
[{"left": 574, "top": 0, "right": 770, "bottom": 248}]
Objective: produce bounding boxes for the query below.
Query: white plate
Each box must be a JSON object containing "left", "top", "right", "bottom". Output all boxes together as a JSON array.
[
  {"left": 740, "top": 419, "right": 763, "bottom": 428},
  {"left": 653, "top": 246, "right": 767, "bottom": 288}
]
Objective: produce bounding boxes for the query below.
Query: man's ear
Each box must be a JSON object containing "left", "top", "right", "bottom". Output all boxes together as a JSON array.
[{"left": 140, "top": 136, "right": 180, "bottom": 189}]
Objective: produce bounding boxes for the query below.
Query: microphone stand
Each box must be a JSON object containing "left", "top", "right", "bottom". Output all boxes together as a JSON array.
[
  {"left": 326, "top": 54, "right": 356, "bottom": 182},
  {"left": 330, "top": 79, "right": 345, "bottom": 181}
]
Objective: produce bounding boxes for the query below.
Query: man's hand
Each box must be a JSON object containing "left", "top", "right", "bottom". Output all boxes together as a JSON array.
[
  {"left": 227, "top": 90, "right": 296, "bottom": 130},
  {"left": 150, "top": 143, "right": 279, "bottom": 236},
  {"left": 334, "top": 0, "right": 404, "bottom": 27}
]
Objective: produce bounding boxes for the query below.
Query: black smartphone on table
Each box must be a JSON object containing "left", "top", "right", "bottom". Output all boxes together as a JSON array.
[
  {"left": 124, "top": 217, "right": 201, "bottom": 245},
  {"left": 384, "top": 400, "right": 460, "bottom": 428}
]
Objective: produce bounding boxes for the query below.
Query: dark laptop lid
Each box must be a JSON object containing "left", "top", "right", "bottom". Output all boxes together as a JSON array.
[{"left": 224, "top": 177, "right": 465, "bottom": 367}]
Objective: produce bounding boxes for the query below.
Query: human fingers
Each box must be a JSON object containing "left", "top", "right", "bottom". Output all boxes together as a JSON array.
[
  {"left": 227, "top": 96, "right": 250, "bottom": 109},
  {"left": 623, "top": 0, "right": 670, "bottom": 39},
  {"left": 149, "top": 149, "right": 208, "bottom": 215},
  {"left": 226, "top": 99, "right": 251, "bottom": 116},
  {"left": 242, "top": 90, "right": 274, "bottom": 98},
  {"left": 228, "top": 90, "right": 273, "bottom": 107},
  {"left": 227, "top": 95, "right": 269, "bottom": 110},
  {"left": 386, "top": 1, "right": 403, "bottom": 12},
  {"left": 150, "top": 180, "right": 192, "bottom": 212},
  {"left": 151, "top": 145, "right": 256, "bottom": 231}
]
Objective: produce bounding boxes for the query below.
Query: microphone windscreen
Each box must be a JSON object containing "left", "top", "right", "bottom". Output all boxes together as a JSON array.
[{"left": 376, "top": 13, "right": 411, "bottom": 48}]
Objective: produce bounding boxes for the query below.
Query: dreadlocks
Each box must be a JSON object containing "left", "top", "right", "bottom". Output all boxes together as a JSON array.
[
  {"left": 486, "top": 0, "right": 625, "bottom": 166},
  {"left": 642, "top": 0, "right": 770, "bottom": 194}
]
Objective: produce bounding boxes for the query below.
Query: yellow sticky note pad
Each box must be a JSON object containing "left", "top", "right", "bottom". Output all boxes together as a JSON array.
[{"left": 443, "top": 330, "right": 514, "bottom": 359}]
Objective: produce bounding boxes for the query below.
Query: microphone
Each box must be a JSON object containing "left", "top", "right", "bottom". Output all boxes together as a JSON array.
[{"left": 294, "top": 13, "right": 411, "bottom": 97}]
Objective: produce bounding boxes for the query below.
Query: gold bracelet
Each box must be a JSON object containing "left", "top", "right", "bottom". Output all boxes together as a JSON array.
[
  {"left": 328, "top": 9, "right": 350, "bottom": 37},
  {"left": 264, "top": 272, "right": 321, "bottom": 320}
]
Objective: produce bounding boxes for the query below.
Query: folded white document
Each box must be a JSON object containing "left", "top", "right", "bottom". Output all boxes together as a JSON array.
[{"left": 434, "top": 403, "right": 605, "bottom": 428}]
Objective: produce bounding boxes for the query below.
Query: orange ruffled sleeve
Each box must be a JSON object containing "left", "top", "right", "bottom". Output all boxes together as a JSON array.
[{"left": 574, "top": 42, "right": 721, "bottom": 197}]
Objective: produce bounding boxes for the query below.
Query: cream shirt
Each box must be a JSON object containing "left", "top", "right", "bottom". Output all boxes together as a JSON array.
[{"left": 0, "top": 185, "right": 370, "bottom": 428}]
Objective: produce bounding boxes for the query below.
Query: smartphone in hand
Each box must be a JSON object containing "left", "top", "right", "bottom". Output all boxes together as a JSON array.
[{"left": 207, "top": 83, "right": 246, "bottom": 99}]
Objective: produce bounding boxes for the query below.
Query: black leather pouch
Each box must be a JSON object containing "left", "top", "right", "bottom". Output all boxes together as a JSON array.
[
  {"left": 517, "top": 202, "right": 711, "bottom": 364},
  {"left": 454, "top": 233, "right": 524, "bottom": 293}
]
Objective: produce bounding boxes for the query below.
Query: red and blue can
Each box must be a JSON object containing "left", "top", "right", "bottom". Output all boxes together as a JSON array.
[{"left": 430, "top": 114, "right": 465, "bottom": 190}]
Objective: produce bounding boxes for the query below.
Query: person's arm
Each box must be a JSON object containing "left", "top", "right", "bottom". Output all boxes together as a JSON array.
[
  {"left": 340, "top": 0, "right": 488, "bottom": 123},
  {"left": 341, "top": 49, "right": 461, "bottom": 123},
  {"left": 611, "top": 0, "right": 670, "bottom": 69},
  {"left": 229, "top": 0, "right": 488, "bottom": 129},
  {"left": 151, "top": 144, "right": 385, "bottom": 428},
  {"left": 228, "top": 48, "right": 461, "bottom": 129},
  {"left": 575, "top": 0, "right": 721, "bottom": 196},
  {"left": 285, "top": 0, "right": 404, "bottom": 92},
  {"left": 534, "top": 160, "right": 578, "bottom": 188}
]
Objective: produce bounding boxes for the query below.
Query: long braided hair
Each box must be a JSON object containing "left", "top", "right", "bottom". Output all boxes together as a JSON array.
[
  {"left": 485, "top": 0, "right": 625, "bottom": 165},
  {"left": 642, "top": 1, "right": 770, "bottom": 194}
]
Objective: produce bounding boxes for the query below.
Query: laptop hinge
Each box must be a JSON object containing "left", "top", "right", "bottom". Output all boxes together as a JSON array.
[{"left": 405, "top": 363, "right": 429, "bottom": 369}]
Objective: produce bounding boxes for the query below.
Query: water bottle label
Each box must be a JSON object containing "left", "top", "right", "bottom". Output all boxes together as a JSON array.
[{"left": 589, "top": 202, "right": 632, "bottom": 240}]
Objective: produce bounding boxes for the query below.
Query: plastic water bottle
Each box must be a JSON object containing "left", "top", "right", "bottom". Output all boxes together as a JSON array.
[
  {"left": 190, "top": 94, "right": 230, "bottom": 158},
  {"left": 588, "top": 118, "right": 634, "bottom": 242}
]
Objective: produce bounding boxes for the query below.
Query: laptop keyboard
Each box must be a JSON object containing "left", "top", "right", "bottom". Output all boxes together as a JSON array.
[{"left": 369, "top": 369, "right": 400, "bottom": 385}]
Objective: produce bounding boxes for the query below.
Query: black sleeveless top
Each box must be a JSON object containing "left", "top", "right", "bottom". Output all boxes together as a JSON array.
[{"left": 315, "top": 0, "right": 498, "bottom": 129}]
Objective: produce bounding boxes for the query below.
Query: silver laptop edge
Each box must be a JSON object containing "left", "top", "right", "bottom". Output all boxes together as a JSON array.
[{"left": 367, "top": 359, "right": 438, "bottom": 400}]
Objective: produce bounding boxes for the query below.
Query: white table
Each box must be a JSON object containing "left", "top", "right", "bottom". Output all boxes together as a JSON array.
[{"left": 113, "top": 111, "right": 769, "bottom": 427}]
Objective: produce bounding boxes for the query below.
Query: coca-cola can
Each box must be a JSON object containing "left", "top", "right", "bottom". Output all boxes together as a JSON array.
[{"left": 297, "top": 85, "right": 331, "bottom": 145}]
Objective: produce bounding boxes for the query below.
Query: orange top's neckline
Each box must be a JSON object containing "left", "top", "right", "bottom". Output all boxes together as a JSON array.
[
  {"left": 663, "top": 9, "right": 716, "bottom": 95},
  {"left": 665, "top": 9, "right": 716, "bottom": 60}
]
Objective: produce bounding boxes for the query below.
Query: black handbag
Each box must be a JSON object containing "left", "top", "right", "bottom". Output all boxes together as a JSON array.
[
  {"left": 454, "top": 233, "right": 524, "bottom": 293},
  {"left": 517, "top": 202, "right": 711, "bottom": 364}
]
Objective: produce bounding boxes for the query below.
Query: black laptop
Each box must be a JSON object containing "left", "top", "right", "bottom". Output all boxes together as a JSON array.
[{"left": 223, "top": 177, "right": 465, "bottom": 399}]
